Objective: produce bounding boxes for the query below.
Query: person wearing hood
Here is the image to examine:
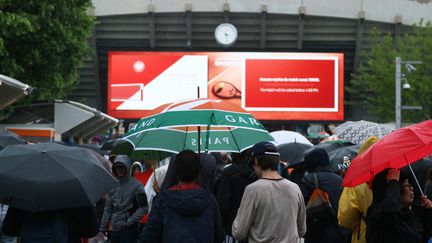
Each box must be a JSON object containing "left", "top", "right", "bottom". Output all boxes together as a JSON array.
[
  {"left": 298, "top": 147, "right": 348, "bottom": 243},
  {"left": 139, "top": 150, "right": 223, "bottom": 243},
  {"left": 337, "top": 136, "right": 378, "bottom": 243},
  {"left": 96, "top": 155, "right": 148, "bottom": 243},
  {"left": 366, "top": 169, "right": 432, "bottom": 243}
]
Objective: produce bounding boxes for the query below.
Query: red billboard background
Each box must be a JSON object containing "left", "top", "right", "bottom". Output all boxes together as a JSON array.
[{"left": 108, "top": 52, "right": 344, "bottom": 121}]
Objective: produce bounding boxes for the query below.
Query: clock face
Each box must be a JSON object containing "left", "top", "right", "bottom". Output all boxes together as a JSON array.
[{"left": 214, "top": 23, "right": 238, "bottom": 47}]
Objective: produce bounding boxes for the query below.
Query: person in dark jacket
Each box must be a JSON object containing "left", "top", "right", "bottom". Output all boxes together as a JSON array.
[
  {"left": 298, "top": 147, "right": 349, "bottom": 243},
  {"left": 160, "top": 153, "right": 218, "bottom": 192},
  {"left": 2, "top": 206, "right": 98, "bottom": 243},
  {"left": 366, "top": 169, "right": 432, "bottom": 243},
  {"left": 139, "top": 150, "right": 223, "bottom": 243},
  {"left": 216, "top": 148, "right": 257, "bottom": 243},
  {"left": 96, "top": 155, "right": 148, "bottom": 243}
]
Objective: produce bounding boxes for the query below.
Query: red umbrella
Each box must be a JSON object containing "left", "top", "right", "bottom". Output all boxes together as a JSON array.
[{"left": 342, "top": 120, "right": 432, "bottom": 188}]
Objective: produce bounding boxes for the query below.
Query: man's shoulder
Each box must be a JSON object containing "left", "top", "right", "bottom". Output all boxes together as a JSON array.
[{"left": 248, "top": 178, "right": 300, "bottom": 192}]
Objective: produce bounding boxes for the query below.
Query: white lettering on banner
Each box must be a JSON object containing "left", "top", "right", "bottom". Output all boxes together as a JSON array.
[
  {"left": 225, "top": 115, "right": 236, "bottom": 122},
  {"left": 259, "top": 77, "right": 321, "bottom": 82},
  {"left": 191, "top": 137, "right": 230, "bottom": 146},
  {"left": 139, "top": 118, "right": 156, "bottom": 129},
  {"left": 225, "top": 115, "right": 260, "bottom": 127},
  {"left": 238, "top": 116, "right": 248, "bottom": 124},
  {"left": 248, "top": 118, "right": 260, "bottom": 126},
  {"left": 129, "top": 124, "right": 138, "bottom": 132}
]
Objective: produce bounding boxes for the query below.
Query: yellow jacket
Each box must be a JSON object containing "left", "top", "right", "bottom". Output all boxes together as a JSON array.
[{"left": 338, "top": 183, "right": 372, "bottom": 243}]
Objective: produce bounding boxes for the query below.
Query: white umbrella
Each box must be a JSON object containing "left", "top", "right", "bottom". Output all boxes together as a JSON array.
[{"left": 270, "top": 130, "right": 313, "bottom": 146}]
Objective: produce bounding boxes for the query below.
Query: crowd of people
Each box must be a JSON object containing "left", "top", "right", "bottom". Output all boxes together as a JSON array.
[{"left": 1, "top": 136, "right": 432, "bottom": 243}]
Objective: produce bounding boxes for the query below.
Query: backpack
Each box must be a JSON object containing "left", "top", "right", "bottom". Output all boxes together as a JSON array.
[{"left": 306, "top": 173, "right": 336, "bottom": 233}]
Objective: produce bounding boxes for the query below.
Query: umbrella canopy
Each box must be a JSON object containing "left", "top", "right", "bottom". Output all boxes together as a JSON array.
[
  {"left": 343, "top": 120, "right": 432, "bottom": 187},
  {"left": 320, "top": 135, "right": 342, "bottom": 143},
  {"left": 110, "top": 140, "right": 173, "bottom": 161},
  {"left": 100, "top": 138, "right": 124, "bottom": 151},
  {"left": 270, "top": 130, "right": 313, "bottom": 146},
  {"left": 278, "top": 142, "right": 313, "bottom": 166},
  {"left": 326, "top": 144, "right": 360, "bottom": 171},
  {"left": 123, "top": 98, "right": 273, "bottom": 153},
  {"left": 76, "top": 143, "right": 107, "bottom": 156},
  {"left": 289, "top": 141, "right": 358, "bottom": 171},
  {"left": 335, "top": 120, "right": 393, "bottom": 145},
  {"left": 0, "top": 142, "right": 118, "bottom": 212},
  {"left": 0, "top": 131, "right": 26, "bottom": 150}
]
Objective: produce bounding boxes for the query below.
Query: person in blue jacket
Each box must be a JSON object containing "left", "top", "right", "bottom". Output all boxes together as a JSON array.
[{"left": 139, "top": 150, "right": 223, "bottom": 243}]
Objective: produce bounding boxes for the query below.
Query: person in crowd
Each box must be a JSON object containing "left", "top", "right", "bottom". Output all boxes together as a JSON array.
[
  {"left": 133, "top": 160, "right": 156, "bottom": 233},
  {"left": 0, "top": 204, "right": 17, "bottom": 243},
  {"left": 366, "top": 168, "right": 432, "bottom": 243},
  {"left": 108, "top": 153, "right": 117, "bottom": 165},
  {"left": 216, "top": 149, "right": 257, "bottom": 243},
  {"left": 144, "top": 163, "right": 169, "bottom": 212},
  {"left": 298, "top": 147, "right": 349, "bottom": 243},
  {"left": 289, "top": 164, "right": 308, "bottom": 185},
  {"left": 160, "top": 153, "right": 218, "bottom": 192},
  {"left": 2, "top": 206, "right": 98, "bottom": 243},
  {"left": 96, "top": 155, "right": 148, "bottom": 243},
  {"left": 130, "top": 161, "right": 143, "bottom": 177},
  {"left": 338, "top": 136, "right": 378, "bottom": 243},
  {"left": 212, "top": 152, "right": 232, "bottom": 171},
  {"left": 139, "top": 150, "right": 223, "bottom": 243},
  {"left": 425, "top": 168, "right": 432, "bottom": 200},
  {"left": 232, "top": 142, "right": 306, "bottom": 243}
]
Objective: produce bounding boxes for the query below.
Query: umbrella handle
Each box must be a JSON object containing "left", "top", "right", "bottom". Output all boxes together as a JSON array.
[{"left": 408, "top": 163, "right": 425, "bottom": 196}]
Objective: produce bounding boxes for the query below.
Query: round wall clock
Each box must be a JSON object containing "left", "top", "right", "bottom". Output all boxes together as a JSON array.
[{"left": 214, "top": 23, "right": 238, "bottom": 47}]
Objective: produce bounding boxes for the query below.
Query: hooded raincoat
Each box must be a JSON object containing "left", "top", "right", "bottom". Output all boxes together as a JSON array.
[
  {"left": 337, "top": 136, "right": 377, "bottom": 243},
  {"left": 139, "top": 184, "right": 223, "bottom": 243},
  {"left": 99, "top": 155, "right": 147, "bottom": 233}
]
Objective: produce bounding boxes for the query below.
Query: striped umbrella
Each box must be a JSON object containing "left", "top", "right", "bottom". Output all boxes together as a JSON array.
[{"left": 123, "top": 98, "right": 273, "bottom": 153}]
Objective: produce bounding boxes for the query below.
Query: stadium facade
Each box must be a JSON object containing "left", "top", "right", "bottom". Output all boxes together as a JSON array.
[{"left": 70, "top": 0, "right": 432, "bottom": 125}]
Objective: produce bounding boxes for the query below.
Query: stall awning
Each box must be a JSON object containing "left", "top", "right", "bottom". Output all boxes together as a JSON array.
[
  {"left": 0, "top": 74, "right": 33, "bottom": 109},
  {"left": 54, "top": 100, "right": 119, "bottom": 139},
  {"left": 0, "top": 100, "right": 118, "bottom": 142}
]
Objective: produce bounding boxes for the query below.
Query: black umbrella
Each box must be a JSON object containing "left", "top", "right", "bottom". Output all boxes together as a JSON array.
[
  {"left": 76, "top": 143, "right": 108, "bottom": 156},
  {"left": 288, "top": 141, "right": 359, "bottom": 171},
  {"left": 278, "top": 142, "right": 313, "bottom": 167},
  {"left": 0, "top": 131, "right": 26, "bottom": 150},
  {"left": 313, "top": 141, "right": 359, "bottom": 172},
  {"left": 327, "top": 144, "right": 360, "bottom": 172},
  {"left": 0, "top": 142, "right": 118, "bottom": 212},
  {"left": 109, "top": 139, "right": 173, "bottom": 161},
  {"left": 100, "top": 138, "right": 124, "bottom": 151}
]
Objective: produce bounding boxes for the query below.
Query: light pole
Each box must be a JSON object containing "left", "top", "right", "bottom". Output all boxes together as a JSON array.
[{"left": 395, "top": 57, "right": 422, "bottom": 129}]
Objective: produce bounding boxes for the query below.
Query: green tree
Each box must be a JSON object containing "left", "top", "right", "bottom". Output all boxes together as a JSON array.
[
  {"left": 0, "top": 0, "right": 95, "bottom": 101},
  {"left": 349, "top": 22, "right": 432, "bottom": 123}
]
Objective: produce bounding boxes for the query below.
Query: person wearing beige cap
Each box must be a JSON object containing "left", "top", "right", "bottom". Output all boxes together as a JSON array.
[{"left": 338, "top": 136, "right": 379, "bottom": 243}]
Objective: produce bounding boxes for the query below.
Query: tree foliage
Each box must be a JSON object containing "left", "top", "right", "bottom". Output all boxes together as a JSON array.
[
  {"left": 349, "top": 22, "right": 432, "bottom": 123},
  {"left": 0, "top": 0, "right": 95, "bottom": 101}
]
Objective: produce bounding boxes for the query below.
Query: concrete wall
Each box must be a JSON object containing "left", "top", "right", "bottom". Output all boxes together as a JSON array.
[{"left": 92, "top": 0, "right": 432, "bottom": 25}]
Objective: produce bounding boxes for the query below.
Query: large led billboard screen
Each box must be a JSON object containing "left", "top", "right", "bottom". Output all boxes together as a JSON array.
[{"left": 108, "top": 52, "right": 344, "bottom": 121}]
